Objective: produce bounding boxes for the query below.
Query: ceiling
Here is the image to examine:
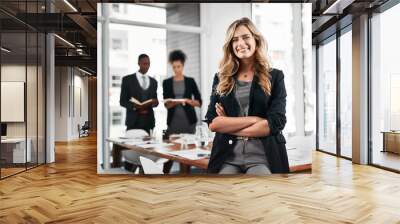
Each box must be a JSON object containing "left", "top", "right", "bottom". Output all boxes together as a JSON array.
[
  {"left": 0, "top": 0, "right": 395, "bottom": 75},
  {"left": 311, "top": 0, "right": 390, "bottom": 44},
  {"left": 0, "top": 0, "right": 97, "bottom": 74}
]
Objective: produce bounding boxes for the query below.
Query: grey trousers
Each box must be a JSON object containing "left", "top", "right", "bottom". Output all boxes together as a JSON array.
[{"left": 219, "top": 163, "right": 272, "bottom": 175}]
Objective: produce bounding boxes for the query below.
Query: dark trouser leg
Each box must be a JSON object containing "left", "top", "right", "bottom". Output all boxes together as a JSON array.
[
  {"left": 124, "top": 161, "right": 138, "bottom": 173},
  {"left": 127, "top": 115, "right": 152, "bottom": 135},
  {"left": 163, "top": 160, "right": 174, "bottom": 174},
  {"left": 138, "top": 166, "right": 144, "bottom": 175}
]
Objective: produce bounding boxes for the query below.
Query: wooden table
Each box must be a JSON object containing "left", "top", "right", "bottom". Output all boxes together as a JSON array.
[
  {"left": 107, "top": 138, "right": 311, "bottom": 174},
  {"left": 108, "top": 138, "right": 209, "bottom": 174}
]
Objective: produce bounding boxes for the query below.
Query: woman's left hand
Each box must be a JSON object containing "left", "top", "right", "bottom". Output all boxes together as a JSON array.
[
  {"left": 184, "top": 99, "right": 193, "bottom": 106},
  {"left": 185, "top": 99, "right": 200, "bottom": 107},
  {"left": 215, "top": 103, "right": 226, "bottom": 117}
]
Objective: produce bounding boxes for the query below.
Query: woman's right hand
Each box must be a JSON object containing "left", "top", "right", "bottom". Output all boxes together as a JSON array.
[
  {"left": 165, "top": 101, "right": 178, "bottom": 109},
  {"left": 215, "top": 103, "right": 226, "bottom": 117}
]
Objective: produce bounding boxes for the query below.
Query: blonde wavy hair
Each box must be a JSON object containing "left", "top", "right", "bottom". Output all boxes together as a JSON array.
[{"left": 217, "top": 17, "right": 272, "bottom": 96}]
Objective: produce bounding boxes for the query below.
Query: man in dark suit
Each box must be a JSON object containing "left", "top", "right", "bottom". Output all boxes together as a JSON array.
[{"left": 120, "top": 54, "right": 159, "bottom": 134}]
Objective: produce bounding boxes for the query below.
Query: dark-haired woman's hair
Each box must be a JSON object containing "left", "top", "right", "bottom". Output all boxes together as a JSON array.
[{"left": 168, "top": 50, "right": 187, "bottom": 64}]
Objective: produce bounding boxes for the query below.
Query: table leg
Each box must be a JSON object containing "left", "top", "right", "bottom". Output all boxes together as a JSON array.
[
  {"left": 179, "top": 163, "right": 191, "bottom": 174},
  {"left": 111, "top": 144, "right": 123, "bottom": 168},
  {"left": 383, "top": 132, "right": 386, "bottom": 152}
]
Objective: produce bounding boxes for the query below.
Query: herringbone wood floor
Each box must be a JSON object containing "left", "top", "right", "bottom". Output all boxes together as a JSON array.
[{"left": 1, "top": 135, "right": 400, "bottom": 223}]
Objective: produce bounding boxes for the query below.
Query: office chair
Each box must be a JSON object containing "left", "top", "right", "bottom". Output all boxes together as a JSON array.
[
  {"left": 78, "top": 121, "right": 90, "bottom": 138},
  {"left": 122, "top": 129, "right": 168, "bottom": 173},
  {"left": 139, "top": 156, "right": 164, "bottom": 174}
]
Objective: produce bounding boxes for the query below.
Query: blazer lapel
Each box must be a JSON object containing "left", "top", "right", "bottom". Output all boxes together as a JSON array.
[
  {"left": 249, "top": 75, "right": 271, "bottom": 116},
  {"left": 248, "top": 75, "right": 258, "bottom": 116},
  {"left": 132, "top": 73, "right": 140, "bottom": 89},
  {"left": 183, "top": 76, "right": 190, "bottom": 98},
  {"left": 220, "top": 86, "right": 240, "bottom": 117},
  {"left": 167, "top": 78, "right": 174, "bottom": 98}
]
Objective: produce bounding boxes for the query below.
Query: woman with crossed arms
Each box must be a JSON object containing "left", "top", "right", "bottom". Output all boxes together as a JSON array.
[{"left": 205, "top": 17, "right": 289, "bottom": 175}]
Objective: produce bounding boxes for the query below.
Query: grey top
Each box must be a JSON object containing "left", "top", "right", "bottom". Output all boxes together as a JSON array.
[
  {"left": 167, "top": 80, "right": 195, "bottom": 134},
  {"left": 224, "top": 79, "right": 269, "bottom": 166},
  {"left": 173, "top": 79, "right": 185, "bottom": 97},
  {"left": 235, "top": 80, "right": 252, "bottom": 116}
]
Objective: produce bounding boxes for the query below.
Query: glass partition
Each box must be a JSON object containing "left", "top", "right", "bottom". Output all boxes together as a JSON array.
[
  {"left": 317, "top": 36, "right": 337, "bottom": 155},
  {"left": 371, "top": 3, "right": 400, "bottom": 171},
  {"left": 0, "top": 1, "right": 46, "bottom": 179},
  {"left": 1, "top": 30, "right": 28, "bottom": 177},
  {"left": 339, "top": 28, "right": 352, "bottom": 158}
]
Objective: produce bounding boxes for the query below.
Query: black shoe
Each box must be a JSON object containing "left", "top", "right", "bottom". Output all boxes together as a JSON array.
[{"left": 124, "top": 161, "right": 138, "bottom": 173}]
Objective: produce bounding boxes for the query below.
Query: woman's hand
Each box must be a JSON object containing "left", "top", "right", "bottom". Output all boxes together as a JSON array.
[
  {"left": 215, "top": 103, "right": 226, "bottom": 117},
  {"left": 164, "top": 101, "right": 179, "bottom": 109},
  {"left": 184, "top": 99, "right": 192, "bottom": 106},
  {"left": 185, "top": 99, "right": 201, "bottom": 107}
]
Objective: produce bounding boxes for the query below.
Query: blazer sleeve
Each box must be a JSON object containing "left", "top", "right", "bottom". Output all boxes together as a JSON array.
[
  {"left": 191, "top": 78, "right": 202, "bottom": 106},
  {"left": 204, "top": 74, "right": 220, "bottom": 126},
  {"left": 151, "top": 79, "right": 159, "bottom": 107},
  {"left": 119, "top": 76, "right": 135, "bottom": 110},
  {"left": 162, "top": 79, "right": 170, "bottom": 99},
  {"left": 266, "top": 70, "right": 287, "bottom": 135}
]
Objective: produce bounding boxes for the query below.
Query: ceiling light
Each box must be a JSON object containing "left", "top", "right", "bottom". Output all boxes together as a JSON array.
[
  {"left": 78, "top": 67, "right": 92, "bottom": 76},
  {"left": 76, "top": 48, "right": 85, "bottom": 55},
  {"left": 54, "top": 34, "right": 75, "bottom": 48},
  {"left": 322, "top": 0, "right": 354, "bottom": 15},
  {"left": 63, "top": 0, "right": 78, "bottom": 12},
  {"left": 1, "top": 47, "right": 11, "bottom": 53}
]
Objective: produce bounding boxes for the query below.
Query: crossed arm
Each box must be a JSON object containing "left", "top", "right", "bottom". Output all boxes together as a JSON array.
[{"left": 208, "top": 103, "right": 271, "bottom": 137}]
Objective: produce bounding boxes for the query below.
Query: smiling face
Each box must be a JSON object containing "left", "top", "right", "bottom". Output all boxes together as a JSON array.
[{"left": 231, "top": 25, "right": 257, "bottom": 60}]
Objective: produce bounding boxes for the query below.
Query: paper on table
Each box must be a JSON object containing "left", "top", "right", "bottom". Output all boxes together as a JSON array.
[
  {"left": 172, "top": 139, "right": 197, "bottom": 144},
  {"left": 167, "top": 148, "right": 211, "bottom": 160},
  {"left": 122, "top": 140, "right": 157, "bottom": 146},
  {"left": 108, "top": 137, "right": 158, "bottom": 146},
  {"left": 171, "top": 134, "right": 197, "bottom": 144},
  {"left": 153, "top": 147, "right": 173, "bottom": 153},
  {"left": 137, "top": 143, "right": 174, "bottom": 149},
  {"left": 107, "top": 137, "right": 123, "bottom": 143},
  {"left": 118, "top": 136, "right": 141, "bottom": 140}
]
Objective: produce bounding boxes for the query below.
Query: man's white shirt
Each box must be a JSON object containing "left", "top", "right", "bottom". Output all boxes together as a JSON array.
[{"left": 136, "top": 71, "right": 150, "bottom": 90}]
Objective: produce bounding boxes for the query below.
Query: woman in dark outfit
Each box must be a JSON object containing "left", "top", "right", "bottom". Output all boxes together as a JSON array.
[
  {"left": 163, "top": 50, "right": 202, "bottom": 134},
  {"left": 205, "top": 17, "right": 289, "bottom": 175}
]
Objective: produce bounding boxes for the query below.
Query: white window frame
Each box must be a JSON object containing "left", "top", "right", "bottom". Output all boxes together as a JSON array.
[{"left": 98, "top": 3, "right": 204, "bottom": 173}]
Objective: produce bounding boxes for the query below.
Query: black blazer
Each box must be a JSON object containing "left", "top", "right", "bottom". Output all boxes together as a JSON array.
[
  {"left": 119, "top": 73, "right": 158, "bottom": 129},
  {"left": 163, "top": 76, "right": 202, "bottom": 125},
  {"left": 205, "top": 69, "right": 289, "bottom": 173}
]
